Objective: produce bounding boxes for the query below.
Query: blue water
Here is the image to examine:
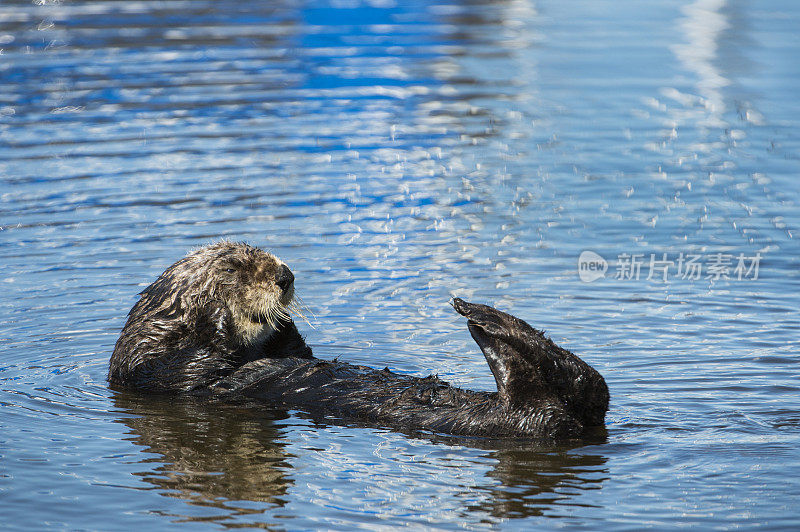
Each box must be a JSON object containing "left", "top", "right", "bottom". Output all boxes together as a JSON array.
[{"left": 2, "top": 0, "right": 799, "bottom": 529}]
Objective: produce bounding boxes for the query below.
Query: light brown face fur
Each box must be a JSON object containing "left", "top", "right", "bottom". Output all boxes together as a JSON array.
[
  {"left": 161, "top": 241, "right": 301, "bottom": 345},
  {"left": 219, "top": 252, "right": 295, "bottom": 345}
]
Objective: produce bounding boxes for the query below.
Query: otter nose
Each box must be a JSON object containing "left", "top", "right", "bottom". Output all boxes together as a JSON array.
[{"left": 276, "top": 265, "right": 294, "bottom": 293}]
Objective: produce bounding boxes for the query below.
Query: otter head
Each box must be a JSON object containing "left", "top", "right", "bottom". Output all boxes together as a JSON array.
[
  {"left": 109, "top": 241, "right": 308, "bottom": 392},
  {"left": 144, "top": 241, "right": 300, "bottom": 346},
  {"left": 199, "top": 242, "right": 298, "bottom": 345}
]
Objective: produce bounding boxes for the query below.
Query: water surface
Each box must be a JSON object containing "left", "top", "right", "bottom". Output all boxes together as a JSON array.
[{"left": 1, "top": 0, "right": 799, "bottom": 529}]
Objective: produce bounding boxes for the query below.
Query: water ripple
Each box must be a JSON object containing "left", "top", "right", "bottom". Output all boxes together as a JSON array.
[{"left": 1, "top": 0, "right": 799, "bottom": 529}]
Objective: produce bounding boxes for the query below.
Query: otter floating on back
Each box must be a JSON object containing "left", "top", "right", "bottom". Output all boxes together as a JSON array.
[{"left": 109, "top": 242, "right": 609, "bottom": 440}]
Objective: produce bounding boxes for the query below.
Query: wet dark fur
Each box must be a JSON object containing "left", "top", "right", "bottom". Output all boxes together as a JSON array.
[
  {"left": 108, "top": 242, "right": 312, "bottom": 393},
  {"left": 109, "top": 243, "right": 609, "bottom": 440}
]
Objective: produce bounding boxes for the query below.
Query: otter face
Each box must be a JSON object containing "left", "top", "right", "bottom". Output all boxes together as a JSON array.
[{"left": 198, "top": 242, "right": 300, "bottom": 345}]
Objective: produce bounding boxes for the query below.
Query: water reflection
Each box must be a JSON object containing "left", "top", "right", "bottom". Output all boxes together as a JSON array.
[
  {"left": 114, "top": 391, "right": 608, "bottom": 524},
  {"left": 479, "top": 445, "right": 608, "bottom": 518},
  {"left": 113, "top": 392, "right": 294, "bottom": 519},
  {"left": 672, "top": 0, "right": 731, "bottom": 128}
]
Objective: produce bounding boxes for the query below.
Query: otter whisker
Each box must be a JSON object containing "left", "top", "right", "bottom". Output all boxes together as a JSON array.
[
  {"left": 288, "top": 294, "right": 314, "bottom": 329},
  {"left": 262, "top": 307, "right": 277, "bottom": 330},
  {"left": 266, "top": 303, "right": 291, "bottom": 330},
  {"left": 269, "top": 310, "right": 283, "bottom": 330}
]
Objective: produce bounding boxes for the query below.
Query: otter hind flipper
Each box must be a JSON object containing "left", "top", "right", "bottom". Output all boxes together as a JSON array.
[
  {"left": 451, "top": 298, "right": 549, "bottom": 406},
  {"left": 451, "top": 298, "right": 608, "bottom": 427}
]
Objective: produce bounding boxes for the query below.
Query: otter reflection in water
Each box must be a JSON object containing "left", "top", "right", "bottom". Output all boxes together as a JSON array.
[
  {"left": 113, "top": 392, "right": 608, "bottom": 523},
  {"left": 109, "top": 242, "right": 609, "bottom": 440}
]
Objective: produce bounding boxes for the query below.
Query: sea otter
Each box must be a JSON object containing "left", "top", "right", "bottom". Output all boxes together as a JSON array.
[
  {"left": 108, "top": 242, "right": 313, "bottom": 393},
  {"left": 109, "top": 242, "right": 609, "bottom": 439}
]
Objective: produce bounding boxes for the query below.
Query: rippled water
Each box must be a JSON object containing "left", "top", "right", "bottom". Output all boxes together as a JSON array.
[{"left": 2, "top": 0, "right": 799, "bottom": 529}]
